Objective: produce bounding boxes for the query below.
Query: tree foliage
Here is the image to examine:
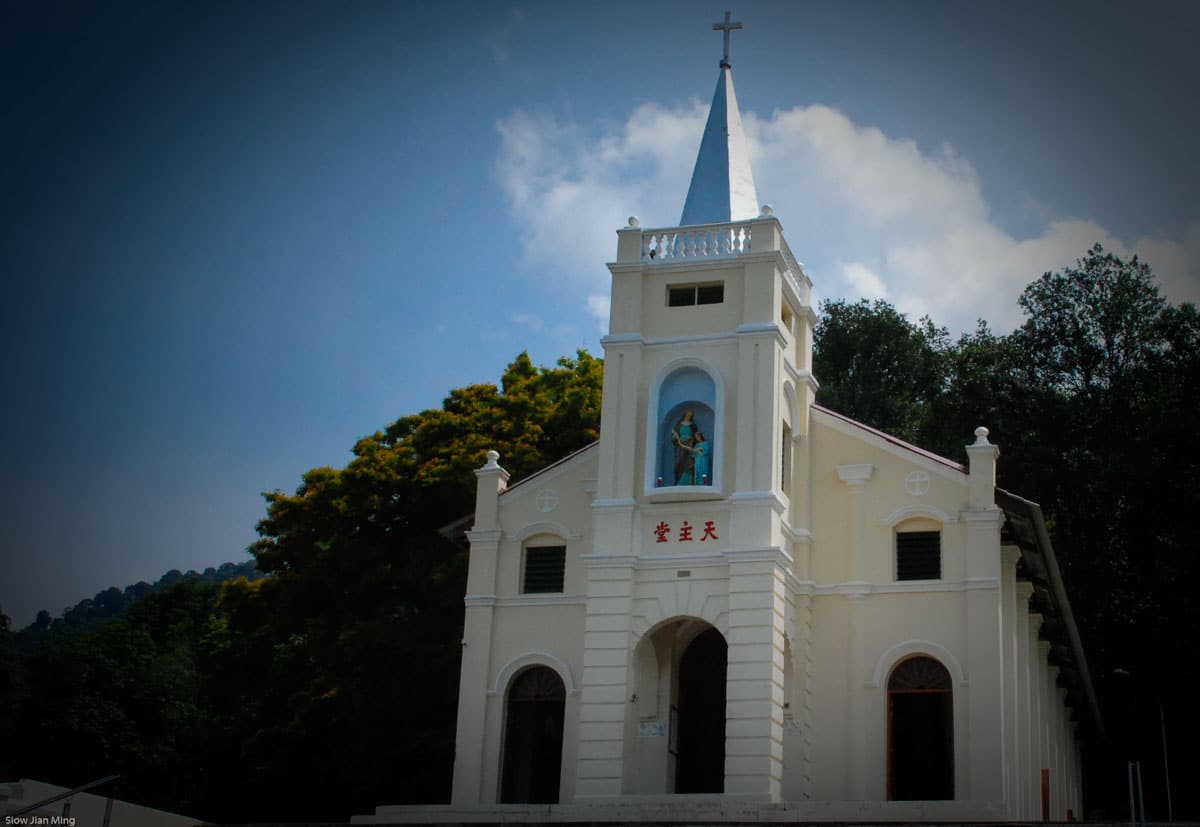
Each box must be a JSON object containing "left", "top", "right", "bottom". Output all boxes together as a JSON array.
[
  {"left": 221, "top": 350, "right": 604, "bottom": 819},
  {"left": 13, "top": 582, "right": 224, "bottom": 813},
  {"left": 1017, "top": 244, "right": 1166, "bottom": 398},
  {"left": 12, "top": 560, "right": 262, "bottom": 652},
  {"left": 813, "top": 298, "right": 950, "bottom": 443},
  {"left": 6, "top": 351, "right": 603, "bottom": 822}
]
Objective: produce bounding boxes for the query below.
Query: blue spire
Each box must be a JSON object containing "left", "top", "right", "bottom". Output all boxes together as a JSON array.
[{"left": 679, "top": 20, "right": 759, "bottom": 226}]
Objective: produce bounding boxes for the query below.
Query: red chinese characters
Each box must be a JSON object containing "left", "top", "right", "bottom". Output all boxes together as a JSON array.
[{"left": 651, "top": 520, "right": 718, "bottom": 543}]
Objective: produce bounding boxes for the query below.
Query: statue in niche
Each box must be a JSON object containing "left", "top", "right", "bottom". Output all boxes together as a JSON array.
[
  {"left": 691, "top": 430, "right": 711, "bottom": 484},
  {"left": 671, "top": 412, "right": 713, "bottom": 485},
  {"left": 671, "top": 410, "right": 697, "bottom": 484}
]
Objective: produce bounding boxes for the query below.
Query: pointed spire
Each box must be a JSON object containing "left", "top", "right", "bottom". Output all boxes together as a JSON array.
[{"left": 680, "top": 13, "right": 759, "bottom": 226}]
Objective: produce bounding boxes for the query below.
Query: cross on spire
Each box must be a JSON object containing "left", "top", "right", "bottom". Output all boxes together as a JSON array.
[{"left": 713, "top": 11, "right": 742, "bottom": 68}]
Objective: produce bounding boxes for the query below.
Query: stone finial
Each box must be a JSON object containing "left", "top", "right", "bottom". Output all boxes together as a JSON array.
[
  {"left": 627, "top": 216, "right": 640, "bottom": 228},
  {"left": 760, "top": 204, "right": 773, "bottom": 216},
  {"left": 966, "top": 427, "right": 998, "bottom": 510},
  {"left": 484, "top": 450, "right": 501, "bottom": 468}
]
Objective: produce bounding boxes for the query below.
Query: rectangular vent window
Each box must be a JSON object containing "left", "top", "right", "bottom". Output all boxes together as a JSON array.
[
  {"left": 523, "top": 546, "right": 566, "bottom": 593},
  {"left": 896, "top": 531, "right": 941, "bottom": 581},
  {"left": 668, "top": 282, "right": 724, "bottom": 306}
]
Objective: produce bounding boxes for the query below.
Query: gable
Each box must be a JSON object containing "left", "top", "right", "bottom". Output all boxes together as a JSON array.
[
  {"left": 808, "top": 407, "right": 971, "bottom": 587},
  {"left": 492, "top": 442, "right": 599, "bottom": 599}
]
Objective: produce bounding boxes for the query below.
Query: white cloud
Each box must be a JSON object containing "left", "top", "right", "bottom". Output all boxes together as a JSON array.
[
  {"left": 495, "top": 102, "right": 1200, "bottom": 335},
  {"left": 585, "top": 294, "right": 610, "bottom": 331},
  {"left": 841, "top": 262, "right": 888, "bottom": 300},
  {"left": 1132, "top": 221, "right": 1200, "bottom": 308},
  {"left": 494, "top": 104, "right": 706, "bottom": 285}
]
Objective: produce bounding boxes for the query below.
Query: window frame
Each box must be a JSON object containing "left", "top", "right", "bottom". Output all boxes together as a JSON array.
[
  {"left": 666, "top": 281, "right": 724, "bottom": 307},
  {"left": 895, "top": 530, "right": 942, "bottom": 581},
  {"left": 521, "top": 544, "right": 566, "bottom": 594}
]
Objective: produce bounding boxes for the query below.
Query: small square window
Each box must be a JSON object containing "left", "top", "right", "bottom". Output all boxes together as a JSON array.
[
  {"left": 668, "top": 286, "right": 695, "bottom": 306},
  {"left": 523, "top": 546, "right": 566, "bottom": 593},
  {"left": 696, "top": 283, "right": 724, "bottom": 304},
  {"left": 897, "top": 531, "right": 941, "bottom": 581},
  {"left": 667, "top": 282, "right": 724, "bottom": 307}
]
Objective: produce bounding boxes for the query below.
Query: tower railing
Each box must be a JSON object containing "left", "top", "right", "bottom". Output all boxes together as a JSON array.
[
  {"left": 641, "top": 219, "right": 753, "bottom": 262},
  {"left": 635, "top": 215, "right": 809, "bottom": 300}
]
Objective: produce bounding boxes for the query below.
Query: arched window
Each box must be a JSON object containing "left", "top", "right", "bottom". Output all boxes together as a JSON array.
[
  {"left": 887, "top": 655, "right": 953, "bottom": 800},
  {"left": 655, "top": 367, "right": 716, "bottom": 487},
  {"left": 500, "top": 666, "right": 566, "bottom": 803}
]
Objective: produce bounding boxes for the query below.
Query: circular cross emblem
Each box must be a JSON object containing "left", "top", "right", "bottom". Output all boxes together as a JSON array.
[
  {"left": 535, "top": 489, "right": 559, "bottom": 513},
  {"left": 904, "top": 471, "right": 930, "bottom": 497}
]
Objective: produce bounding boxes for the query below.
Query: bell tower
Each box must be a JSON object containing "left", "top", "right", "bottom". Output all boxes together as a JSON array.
[
  {"left": 592, "top": 14, "right": 818, "bottom": 537},
  {"left": 577, "top": 12, "right": 820, "bottom": 801}
]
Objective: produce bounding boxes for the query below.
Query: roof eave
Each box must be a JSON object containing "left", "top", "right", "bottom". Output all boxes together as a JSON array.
[{"left": 996, "top": 487, "right": 1103, "bottom": 739}]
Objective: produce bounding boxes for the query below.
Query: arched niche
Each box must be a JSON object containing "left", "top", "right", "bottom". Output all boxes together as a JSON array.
[{"left": 653, "top": 365, "right": 718, "bottom": 489}]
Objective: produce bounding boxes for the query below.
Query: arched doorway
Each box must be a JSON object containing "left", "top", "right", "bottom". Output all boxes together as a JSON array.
[
  {"left": 675, "top": 626, "right": 727, "bottom": 793},
  {"left": 500, "top": 666, "right": 565, "bottom": 803},
  {"left": 887, "top": 655, "right": 953, "bottom": 800}
]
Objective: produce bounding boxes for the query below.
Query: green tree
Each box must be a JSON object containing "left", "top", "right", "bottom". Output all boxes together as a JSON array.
[
  {"left": 1017, "top": 244, "right": 1166, "bottom": 399},
  {"left": 15, "top": 585, "right": 209, "bottom": 811},
  {"left": 1007, "top": 246, "right": 1177, "bottom": 653},
  {"left": 1006, "top": 245, "right": 1200, "bottom": 819},
  {"left": 917, "top": 322, "right": 1064, "bottom": 484},
  {"left": 813, "top": 298, "right": 950, "bottom": 443},
  {"left": 228, "top": 350, "right": 604, "bottom": 819}
]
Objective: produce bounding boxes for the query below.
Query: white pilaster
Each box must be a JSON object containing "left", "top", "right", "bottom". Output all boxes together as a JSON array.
[
  {"left": 723, "top": 553, "right": 787, "bottom": 800},
  {"left": 574, "top": 556, "right": 635, "bottom": 798},
  {"left": 451, "top": 453, "right": 509, "bottom": 805},
  {"left": 1015, "top": 580, "right": 1036, "bottom": 818},
  {"left": 999, "top": 546, "right": 1021, "bottom": 815},
  {"left": 835, "top": 463, "right": 872, "bottom": 799},
  {"left": 1027, "top": 614, "right": 1045, "bottom": 817}
]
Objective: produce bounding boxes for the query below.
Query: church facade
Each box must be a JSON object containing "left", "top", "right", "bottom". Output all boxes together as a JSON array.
[{"left": 358, "top": 15, "right": 1097, "bottom": 824}]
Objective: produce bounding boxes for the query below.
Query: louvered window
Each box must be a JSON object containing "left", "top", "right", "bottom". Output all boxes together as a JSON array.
[
  {"left": 896, "top": 531, "right": 941, "bottom": 581},
  {"left": 523, "top": 546, "right": 566, "bottom": 593}
]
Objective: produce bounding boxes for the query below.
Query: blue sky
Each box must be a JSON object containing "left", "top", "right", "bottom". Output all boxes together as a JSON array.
[{"left": 3, "top": 0, "right": 1198, "bottom": 627}]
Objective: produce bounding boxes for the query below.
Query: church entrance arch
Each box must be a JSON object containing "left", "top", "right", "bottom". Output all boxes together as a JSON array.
[
  {"left": 675, "top": 625, "right": 727, "bottom": 793},
  {"left": 499, "top": 666, "right": 565, "bottom": 804},
  {"left": 887, "top": 655, "right": 953, "bottom": 800}
]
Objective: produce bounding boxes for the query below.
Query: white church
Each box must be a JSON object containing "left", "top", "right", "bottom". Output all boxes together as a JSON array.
[{"left": 357, "top": 13, "right": 1098, "bottom": 824}]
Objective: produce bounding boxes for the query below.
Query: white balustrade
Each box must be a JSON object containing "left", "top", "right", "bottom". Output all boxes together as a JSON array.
[
  {"left": 641, "top": 221, "right": 753, "bottom": 262},
  {"left": 780, "top": 239, "right": 808, "bottom": 295}
]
